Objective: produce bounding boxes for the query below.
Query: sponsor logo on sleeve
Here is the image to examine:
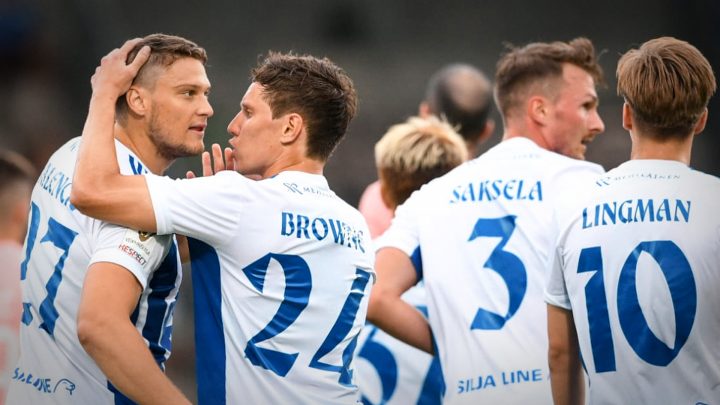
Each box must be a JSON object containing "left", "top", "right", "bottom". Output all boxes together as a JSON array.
[{"left": 117, "top": 229, "right": 159, "bottom": 267}]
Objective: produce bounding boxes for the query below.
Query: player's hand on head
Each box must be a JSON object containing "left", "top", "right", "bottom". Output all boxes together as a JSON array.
[{"left": 90, "top": 38, "right": 150, "bottom": 98}]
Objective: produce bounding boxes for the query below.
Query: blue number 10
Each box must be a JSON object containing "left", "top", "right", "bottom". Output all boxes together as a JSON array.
[{"left": 578, "top": 241, "right": 696, "bottom": 372}]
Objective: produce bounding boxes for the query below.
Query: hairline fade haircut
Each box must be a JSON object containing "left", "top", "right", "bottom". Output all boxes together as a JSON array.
[
  {"left": 376, "top": 116, "right": 468, "bottom": 208},
  {"left": 115, "top": 33, "right": 208, "bottom": 124},
  {"left": 251, "top": 51, "right": 357, "bottom": 162},
  {"left": 424, "top": 64, "right": 494, "bottom": 143},
  {"left": 494, "top": 37, "right": 604, "bottom": 120},
  {"left": 617, "top": 36, "right": 717, "bottom": 140}
]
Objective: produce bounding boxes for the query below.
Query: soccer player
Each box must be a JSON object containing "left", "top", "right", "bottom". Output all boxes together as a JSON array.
[
  {"left": 546, "top": 36, "right": 718, "bottom": 405},
  {"left": 356, "top": 116, "right": 468, "bottom": 404},
  {"left": 70, "top": 43, "right": 374, "bottom": 404},
  {"left": 0, "top": 150, "right": 35, "bottom": 404},
  {"left": 7, "top": 34, "right": 212, "bottom": 404},
  {"left": 358, "top": 63, "right": 495, "bottom": 239},
  {"left": 367, "top": 38, "right": 606, "bottom": 404}
]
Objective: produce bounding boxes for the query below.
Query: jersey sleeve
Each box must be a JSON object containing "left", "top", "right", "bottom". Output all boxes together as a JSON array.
[
  {"left": 375, "top": 191, "right": 422, "bottom": 255},
  {"left": 89, "top": 222, "right": 173, "bottom": 290},
  {"left": 145, "top": 171, "right": 245, "bottom": 245},
  {"left": 545, "top": 244, "right": 572, "bottom": 310},
  {"left": 374, "top": 189, "right": 424, "bottom": 279}
]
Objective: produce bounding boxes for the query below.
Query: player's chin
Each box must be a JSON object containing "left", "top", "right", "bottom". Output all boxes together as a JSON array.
[
  {"left": 572, "top": 144, "right": 587, "bottom": 160},
  {"left": 174, "top": 141, "right": 205, "bottom": 158}
]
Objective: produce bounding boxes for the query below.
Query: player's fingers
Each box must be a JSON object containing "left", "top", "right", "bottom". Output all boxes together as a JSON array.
[
  {"left": 128, "top": 46, "right": 151, "bottom": 71},
  {"left": 224, "top": 148, "right": 235, "bottom": 172},
  {"left": 212, "top": 143, "right": 224, "bottom": 173},
  {"left": 120, "top": 38, "right": 143, "bottom": 52},
  {"left": 201, "top": 151, "right": 212, "bottom": 177},
  {"left": 186, "top": 171, "right": 196, "bottom": 179}
]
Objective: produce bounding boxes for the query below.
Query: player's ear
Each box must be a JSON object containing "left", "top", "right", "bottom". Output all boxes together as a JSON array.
[
  {"left": 280, "top": 113, "right": 303, "bottom": 145},
  {"left": 692, "top": 108, "right": 708, "bottom": 135},
  {"left": 622, "top": 102, "right": 633, "bottom": 131},
  {"left": 528, "top": 96, "right": 549, "bottom": 126},
  {"left": 125, "top": 86, "right": 149, "bottom": 117}
]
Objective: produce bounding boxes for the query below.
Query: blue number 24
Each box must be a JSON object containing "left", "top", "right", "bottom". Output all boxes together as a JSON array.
[
  {"left": 242, "top": 253, "right": 372, "bottom": 385},
  {"left": 578, "top": 241, "right": 696, "bottom": 373},
  {"left": 19, "top": 202, "right": 79, "bottom": 337}
]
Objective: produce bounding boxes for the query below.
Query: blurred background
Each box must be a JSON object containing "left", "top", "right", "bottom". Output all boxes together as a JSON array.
[{"left": 2, "top": 0, "right": 718, "bottom": 401}]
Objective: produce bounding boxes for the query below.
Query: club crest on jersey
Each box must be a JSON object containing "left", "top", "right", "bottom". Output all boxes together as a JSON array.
[
  {"left": 118, "top": 228, "right": 159, "bottom": 267},
  {"left": 138, "top": 231, "right": 155, "bottom": 242}
]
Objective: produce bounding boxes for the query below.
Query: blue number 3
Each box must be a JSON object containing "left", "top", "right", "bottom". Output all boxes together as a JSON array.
[
  {"left": 468, "top": 216, "right": 527, "bottom": 330},
  {"left": 20, "top": 202, "right": 79, "bottom": 337},
  {"left": 243, "top": 253, "right": 372, "bottom": 384}
]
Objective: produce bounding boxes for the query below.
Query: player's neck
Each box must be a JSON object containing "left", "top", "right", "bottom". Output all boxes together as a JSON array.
[
  {"left": 261, "top": 156, "right": 324, "bottom": 179},
  {"left": 501, "top": 119, "right": 547, "bottom": 149},
  {"left": 113, "top": 122, "right": 173, "bottom": 175},
  {"left": 629, "top": 132, "right": 693, "bottom": 165},
  {"left": 501, "top": 130, "right": 546, "bottom": 149}
]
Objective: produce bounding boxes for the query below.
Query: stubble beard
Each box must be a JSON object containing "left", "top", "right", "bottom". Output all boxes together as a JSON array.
[{"left": 148, "top": 114, "right": 204, "bottom": 161}]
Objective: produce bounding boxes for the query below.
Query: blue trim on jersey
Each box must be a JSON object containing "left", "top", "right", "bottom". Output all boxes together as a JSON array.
[
  {"left": 418, "top": 357, "right": 443, "bottom": 405},
  {"left": 108, "top": 380, "right": 138, "bottom": 405},
  {"left": 128, "top": 155, "right": 146, "bottom": 175},
  {"left": 415, "top": 305, "right": 443, "bottom": 404},
  {"left": 141, "top": 242, "right": 179, "bottom": 367},
  {"left": 429, "top": 326, "right": 446, "bottom": 400},
  {"left": 410, "top": 246, "right": 423, "bottom": 281},
  {"left": 188, "top": 238, "right": 226, "bottom": 405}
]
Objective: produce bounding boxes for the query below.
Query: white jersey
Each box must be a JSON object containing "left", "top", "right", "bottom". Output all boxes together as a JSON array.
[
  {"left": 355, "top": 282, "right": 443, "bottom": 405},
  {"left": 546, "top": 159, "right": 720, "bottom": 405},
  {"left": 145, "top": 170, "right": 375, "bottom": 404},
  {"left": 7, "top": 138, "right": 181, "bottom": 405},
  {"left": 378, "top": 137, "right": 603, "bottom": 404}
]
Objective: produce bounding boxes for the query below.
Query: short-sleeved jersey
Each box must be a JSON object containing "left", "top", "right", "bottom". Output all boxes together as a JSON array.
[
  {"left": 546, "top": 159, "right": 720, "bottom": 404},
  {"left": 378, "top": 137, "right": 604, "bottom": 404},
  {"left": 145, "top": 170, "right": 375, "bottom": 404},
  {"left": 356, "top": 282, "right": 443, "bottom": 405},
  {"left": 7, "top": 137, "right": 181, "bottom": 405}
]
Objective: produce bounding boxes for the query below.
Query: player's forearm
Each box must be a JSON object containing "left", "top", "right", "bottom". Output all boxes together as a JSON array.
[
  {"left": 72, "top": 93, "right": 122, "bottom": 210},
  {"left": 548, "top": 351, "right": 584, "bottom": 405},
  {"left": 547, "top": 304, "right": 584, "bottom": 405},
  {"left": 77, "top": 315, "right": 190, "bottom": 405},
  {"left": 367, "top": 288, "right": 434, "bottom": 354}
]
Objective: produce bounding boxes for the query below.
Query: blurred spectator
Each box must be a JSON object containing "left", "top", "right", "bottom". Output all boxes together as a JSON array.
[
  {"left": 358, "top": 63, "right": 494, "bottom": 238},
  {"left": 0, "top": 149, "right": 35, "bottom": 405}
]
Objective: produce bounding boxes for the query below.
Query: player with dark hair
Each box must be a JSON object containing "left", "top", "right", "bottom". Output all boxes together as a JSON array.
[{"left": 71, "top": 45, "right": 373, "bottom": 404}]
